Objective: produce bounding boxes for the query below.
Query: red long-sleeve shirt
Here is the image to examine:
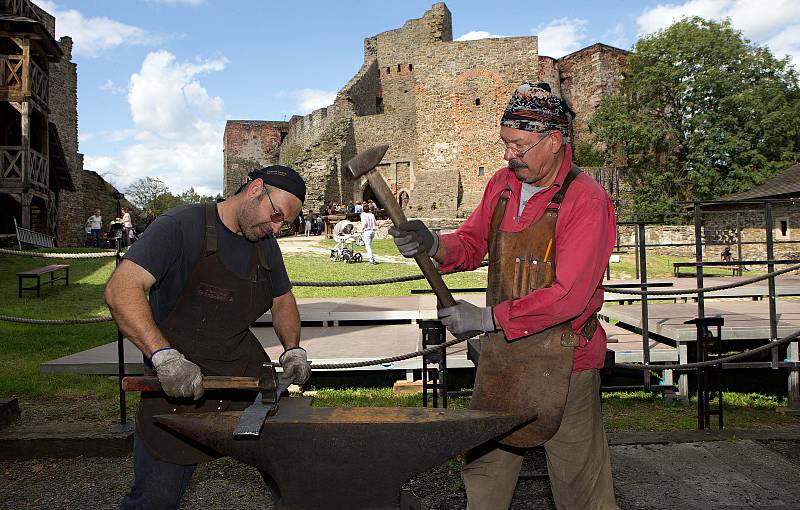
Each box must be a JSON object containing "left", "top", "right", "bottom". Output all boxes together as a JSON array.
[{"left": 439, "top": 146, "right": 616, "bottom": 371}]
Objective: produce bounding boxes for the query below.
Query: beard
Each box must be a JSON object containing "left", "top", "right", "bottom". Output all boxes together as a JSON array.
[{"left": 238, "top": 197, "right": 272, "bottom": 241}]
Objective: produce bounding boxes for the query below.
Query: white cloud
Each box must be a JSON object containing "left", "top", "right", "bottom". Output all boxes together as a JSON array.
[
  {"left": 84, "top": 51, "right": 228, "bottom": 196},
  {"left": 34, "top": 1, "right": 158, "bottom": 58},
  {"left": 291, "top": 89, "right": 337, "bottom": 115},
  {"left": 602, "top": 23, "right": 631, "bottom": 50},
  {"left": 99, "top": 79, "right": 126, "bottom": 95},
  {"left": 534, "top": 17, "right": 590, "bottom": 58},
  {"left": 636, "top": 0, "right": 800, "bottom": 66},
  {"left": 455, "top": 30, "right": 507, "bottom": 41}
]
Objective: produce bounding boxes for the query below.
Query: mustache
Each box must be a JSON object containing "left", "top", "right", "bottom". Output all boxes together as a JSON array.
[{"left": 509, "top": 159, "right": 528, "bottom": 170}]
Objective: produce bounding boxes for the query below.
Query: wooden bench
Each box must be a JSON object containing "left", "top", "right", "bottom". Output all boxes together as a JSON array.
[
  {"left": 673, "top": 262, "right": 742, "bottom": 277},
  {"left": 17, "top": 264, "right": 70, "bottom": 297}
]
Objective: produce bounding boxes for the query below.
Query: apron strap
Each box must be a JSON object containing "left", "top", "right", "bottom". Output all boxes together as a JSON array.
[
  {"left": 550, "top": 165, "right": 581, "bottom": 207},
  {"left": 204, "top": 203, "right": 218, "bottom": 255}
]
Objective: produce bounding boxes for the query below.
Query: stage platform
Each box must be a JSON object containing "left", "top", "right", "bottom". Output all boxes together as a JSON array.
[
  {"left": 41, "top": 294, "right": 677, "bottom": 375},
  {"left": 599, "top": 300, "right": 800, "bottom": 342}
]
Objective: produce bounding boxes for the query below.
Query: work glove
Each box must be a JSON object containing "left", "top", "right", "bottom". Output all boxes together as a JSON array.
[
  {"left": 150, "top": 348, "right": 204, "bottom": 400},
  {"left": 388, "top": 220, "right": 439, "bottom": 258},
  {"left": 438, "top": 300, "right": 496, "bottom": 337},
  {"left": 280, "top": 347, "right": 311, "bottom": 385}
]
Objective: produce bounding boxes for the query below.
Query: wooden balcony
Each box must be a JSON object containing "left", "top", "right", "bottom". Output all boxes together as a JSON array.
[
  {"left": 0, "top": 146, "right": 49, "bottom": 190},
  {"left": 0, "top": 54, "right": 48, "bottom": 105}
]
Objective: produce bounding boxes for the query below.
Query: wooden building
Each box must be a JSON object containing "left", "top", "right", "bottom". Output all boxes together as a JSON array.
[{"left": 0, "top": 0, "right": 74, "bottom": 240}]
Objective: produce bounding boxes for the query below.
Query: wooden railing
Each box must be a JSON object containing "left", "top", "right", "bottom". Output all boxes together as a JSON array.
[
  {"left": 7, "top": 0, "right": 40, "bottom": 21},
  {"left": 0, "top": 55, "right": 23, "bottom": 90},
  {"left": 0, "top": 146, "right": 48, "bottom": 187},
  {"left": 28, "top": 148, "right": 47, "bottom": 187},
  {"left": 30, "top": 60, "right": 47, "bottom": 104},
  {"left": 1, "top": 146, "right": 23, "bottom": 180}
]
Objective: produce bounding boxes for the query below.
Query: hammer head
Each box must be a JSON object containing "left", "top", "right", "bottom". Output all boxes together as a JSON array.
[{"left": 346, "top": 144, "right": 389, "bottom": 178}]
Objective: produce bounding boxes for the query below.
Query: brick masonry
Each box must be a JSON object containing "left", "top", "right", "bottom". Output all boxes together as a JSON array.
[{"left": 224, "top": 2, "right": 629, "bottom": 219}]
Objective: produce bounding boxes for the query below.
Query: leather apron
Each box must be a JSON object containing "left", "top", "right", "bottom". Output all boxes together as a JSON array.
[
  {"left": 470, "top": 166, "right": 582, "bottom": 448},
  {"left": 136, "top": 203, "right": 273, "bottom": 465}
]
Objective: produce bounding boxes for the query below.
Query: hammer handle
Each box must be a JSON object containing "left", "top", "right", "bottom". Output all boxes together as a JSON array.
[
  {"left": 365, "top": 172, "right": 457, "bottom": 309},
  {"left": 122, "top": 376, "right": 260, "bottom": 392}
]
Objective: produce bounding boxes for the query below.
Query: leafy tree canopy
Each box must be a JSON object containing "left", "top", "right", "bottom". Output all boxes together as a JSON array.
[
  {"left": 126, "top": 178, "right": 218, "bottom": 215},
  {"left": 589, "top": 17, "right": 800, "bottom": 221}
]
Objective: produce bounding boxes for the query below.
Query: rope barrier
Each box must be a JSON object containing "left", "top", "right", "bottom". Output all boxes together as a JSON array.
[
  {"left": 0, "top": 248, "right": 119, "bottom": 259},
  {"left": 0, "top": 314, "right": 113, "bottom": 324},
  {"left": 2, "top": 249, "right": 799, "bottom": 370},
  {"left": 605, "top": 263, "right": 800, "bottom": 296}
]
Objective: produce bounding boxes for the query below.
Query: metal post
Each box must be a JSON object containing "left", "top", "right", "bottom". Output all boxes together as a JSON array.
[
  {"left": 633, "top": 226, "right": 640, "bottom": 279},
  {"left": 694, "top": 204, "right": 705, "bottom": 319},
  {"left": 113, "top": 237, "right": 129, "bottom": 431},
  {"left": 736, "top": 213, "right": 743, "bottom": 275},
  {"left": 638, "top": 222, "right": 651, "bottom": 390},
  {"left": 765, "top": 203, "right": 778, "bottom": 368}
]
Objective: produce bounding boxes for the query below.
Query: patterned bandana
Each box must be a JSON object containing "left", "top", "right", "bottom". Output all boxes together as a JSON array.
[{"left": 500, "top": 82, "right": 575, "bottom": 140}]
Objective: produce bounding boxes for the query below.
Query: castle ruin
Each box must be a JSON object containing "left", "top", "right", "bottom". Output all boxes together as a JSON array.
[{"left": 223, "top": 2, "right": 627, "bottom": 217}]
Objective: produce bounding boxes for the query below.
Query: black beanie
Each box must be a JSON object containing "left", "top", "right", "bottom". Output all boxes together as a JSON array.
[{"left": 246, "top": 165, "right": 306, "bottom": 203}]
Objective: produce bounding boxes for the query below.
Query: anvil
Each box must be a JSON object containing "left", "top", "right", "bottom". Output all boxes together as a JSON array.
[{"left": 155, "top": 397, "right": 533, "bottom": 509}]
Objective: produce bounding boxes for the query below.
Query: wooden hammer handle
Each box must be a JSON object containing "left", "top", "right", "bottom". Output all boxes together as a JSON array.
[
  {"left": 365, "top": 171, "right": 458, "bottom": 310},
  {"left": 122, "top": 376, "right": 260, "bottom": 392}
]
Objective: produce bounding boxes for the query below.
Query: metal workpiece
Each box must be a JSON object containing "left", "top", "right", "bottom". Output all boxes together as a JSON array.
[{"left": 154, "top": 397, "right": 533, "bottom": 509}]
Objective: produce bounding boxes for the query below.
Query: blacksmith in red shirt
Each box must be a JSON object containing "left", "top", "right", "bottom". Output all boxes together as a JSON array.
[{"left": 390, "top": 82, "right": 618, "bottom": 510}]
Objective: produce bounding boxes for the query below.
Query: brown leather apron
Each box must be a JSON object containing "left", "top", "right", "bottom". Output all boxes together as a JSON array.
[
  {"left": 136, "top": 203, "right": 273, "bottom": 465},
  {"left": 471, "top": 166, "right": 586, "bottom": 448}
]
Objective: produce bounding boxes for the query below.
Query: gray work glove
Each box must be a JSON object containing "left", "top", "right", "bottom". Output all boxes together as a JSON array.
[
  {"left": 280, "top": 347, "right": 311, "bottom": 385},
  {"left": 150, "top": 348, "right": 204, "bottom": 400},
  {"left": 438, "top": 300, "right": 496, "bottom": 337},
  {"left": 388, "top": 220, "right": 439, "bottom": 258}
]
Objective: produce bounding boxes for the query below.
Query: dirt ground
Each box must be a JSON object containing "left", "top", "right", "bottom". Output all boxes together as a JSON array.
[{"left": 4, "top": 439, "right": 800, "bottom": 510}]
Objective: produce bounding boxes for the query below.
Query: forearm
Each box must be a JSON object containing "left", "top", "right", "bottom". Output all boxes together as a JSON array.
[
  {"left": 271, "top": 291, "right": 301, "bottom": 350},
  {"left": 104, "top": 261, "right": 168, "bottom": 358}
]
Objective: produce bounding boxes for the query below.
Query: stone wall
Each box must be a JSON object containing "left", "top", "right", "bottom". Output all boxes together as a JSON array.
[
  {"left": 222, "top": 120, "right": 288, "bottom": 197},
  {"left": 558, "top": 44, "right": 628, "bottom": 145},
  {"left": 223, "top": 2, "right": 630, "bottom": 220},
  {"left": 412, "top": 36, "right": 538, "bottom": 216}
]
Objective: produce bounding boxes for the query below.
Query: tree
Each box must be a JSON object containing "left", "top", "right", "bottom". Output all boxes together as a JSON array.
[
  {"left": 126, "top": 177, "right": 170, "bottom": 209},
  {"left": 179, "top": 187, "right": 216, "bottom": 204},
  {"left": 148, "top": 193, "right": 184, "bottom": 215},
  {"left": 589, "top": 17, "right": 800, "bottom": 221}
]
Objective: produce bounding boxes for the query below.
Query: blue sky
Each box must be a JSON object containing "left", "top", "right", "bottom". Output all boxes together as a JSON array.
[{"left": 34, "top": 0, "right": 800, "bottom": 197}]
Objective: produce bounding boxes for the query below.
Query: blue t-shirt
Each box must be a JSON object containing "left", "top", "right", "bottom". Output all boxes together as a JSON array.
[{"left": 124, "top": 203, "right": 291, "bottom": 324}]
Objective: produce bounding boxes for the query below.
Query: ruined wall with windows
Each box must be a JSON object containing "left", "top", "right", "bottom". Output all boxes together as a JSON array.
[{"left": 224, "top": 2, "right": 628, "bottom": 217}]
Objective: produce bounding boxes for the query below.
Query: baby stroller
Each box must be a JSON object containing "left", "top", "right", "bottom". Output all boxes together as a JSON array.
[{"left": 330, "top": 235, "right": 363, "bottom": 263}]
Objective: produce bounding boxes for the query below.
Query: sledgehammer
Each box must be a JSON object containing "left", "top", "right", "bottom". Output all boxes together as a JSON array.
[{"left": 347, "top": 144, "right": 478, "bottom": 340}]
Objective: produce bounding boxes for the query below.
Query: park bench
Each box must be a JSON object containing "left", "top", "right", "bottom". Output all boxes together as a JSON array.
[
  {"left": 17, "top": 264, "right": 70, "bottom": 297},
  {"left": 673, "top": 262, "right": 742, "bottom": 277}
]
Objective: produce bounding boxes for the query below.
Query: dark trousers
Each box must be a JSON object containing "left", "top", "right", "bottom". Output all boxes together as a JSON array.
[
  {"left": 91, "top": 229, "right": 101, "bottom": 247},
  {"left": 119, "top": 433, "right": 196, "bottom": 510}
]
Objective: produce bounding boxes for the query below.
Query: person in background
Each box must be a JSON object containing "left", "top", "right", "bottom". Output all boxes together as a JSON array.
[
  {"left": 87, "top": 209, "right": 102, "bottom": 247},
  {"left": 360, "top": 207, "right": 378, "bottom": 265},
  {"left": 304, "top": 212, "right": 313, "bottom": 236},
  {"left": 354, "top": 201, "right": 363, "bottom": 214},
  {"left": 121, "top": 208, "right": 134, "bottom": 246}
]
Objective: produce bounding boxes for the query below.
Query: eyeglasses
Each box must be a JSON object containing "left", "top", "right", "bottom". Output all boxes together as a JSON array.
[
  {"left": 501, "top": 131, "right": 552, "bottom": 158},
  {"left": 262, "top": 188, "right": 285, "bottom": 225}
]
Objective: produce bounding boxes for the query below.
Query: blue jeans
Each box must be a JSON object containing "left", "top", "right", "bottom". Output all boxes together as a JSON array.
[
  {"left": 363, "top": 229, "right": 375, "bottom": 263},
  {"left": 119, "top": 433, "right": 196, "bottom": 510},
  {"left": 91, "top": 229, "right": 101, "bottom": 247}
]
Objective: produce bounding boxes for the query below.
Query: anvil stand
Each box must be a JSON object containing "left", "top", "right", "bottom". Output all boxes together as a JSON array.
[
  {"left": 154, "top": 396, "right": 532, "bottom": 510},
  {"left": 420, "top": 320, "right": 447, "bottom": 408},
  {"left": 685, "top": 316, "right": 724, "bottom": 430}
]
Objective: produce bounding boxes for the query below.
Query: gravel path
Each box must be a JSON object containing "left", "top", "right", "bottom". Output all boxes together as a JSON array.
[{"left": 0, "top": 450, "right": 555, "bottom": 510}]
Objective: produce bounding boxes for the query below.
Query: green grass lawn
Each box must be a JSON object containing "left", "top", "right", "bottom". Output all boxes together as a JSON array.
[{"left": 0, "top": 247, "right": 796, "bottom": 430}]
